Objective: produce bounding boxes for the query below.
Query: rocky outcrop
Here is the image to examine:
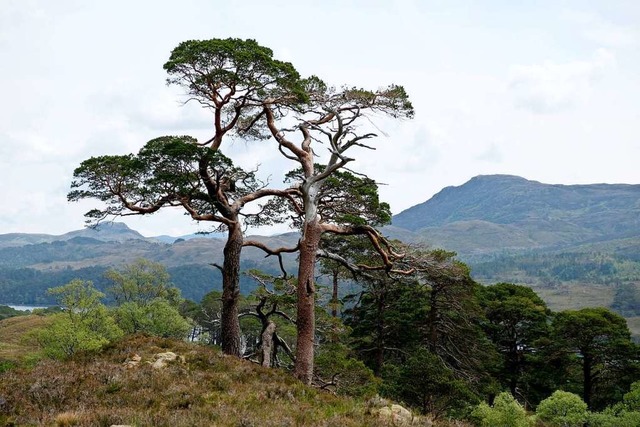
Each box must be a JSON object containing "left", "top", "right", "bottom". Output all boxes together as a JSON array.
[
  {"left": 122, "top": 352, "right": 185, "bottom": 370},
  {"left": 150, "top": 351, "right": 185, "bottom": 369},
  {"left": 368, "top": 396, "right": 427, "bottom": 426}
]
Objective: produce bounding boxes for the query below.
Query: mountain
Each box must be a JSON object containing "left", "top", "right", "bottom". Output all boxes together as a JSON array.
[
  {"left": 0, "top": 222, "right": 152, "bottom": 249},
  {"left": 0, "top": 224, "right": 299, "bottom": 305},
  {"left": 389, "top": 174, "right": 640, "bottom": 255},
  {"left": 387, "top": 175, "right": 640, "bottom": 338}
]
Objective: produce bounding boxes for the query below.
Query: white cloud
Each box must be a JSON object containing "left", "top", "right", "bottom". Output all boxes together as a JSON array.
[
  {"left": 508, "top": 49, "right": 616, "bottom": 114},
  {"left": 1, "top": 1, "right": 640, "bottom": 236},
  {"left": 563, "top": 10, "right": 639, "bottom": 48},
  {"left": 475, "top": 142, "right": 503, "bottom": 163}
]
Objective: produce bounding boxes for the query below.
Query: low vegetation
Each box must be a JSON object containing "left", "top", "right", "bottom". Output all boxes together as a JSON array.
[{"left": 0, "top": 334, "right": 401, "bottom": 427}]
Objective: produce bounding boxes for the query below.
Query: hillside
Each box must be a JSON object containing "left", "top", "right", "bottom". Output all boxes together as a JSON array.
[
  {"left": 0, "top": 229, "right": 299, "bottom": 305},
  {"left": 390, "top": 174, "right": 640, "bottom": 254},
  {"left": 387, "top": 175, "right": 640, "bottom": 333},
  {"left": 0, "top": 320, "right": 432, "bottom": 427}
]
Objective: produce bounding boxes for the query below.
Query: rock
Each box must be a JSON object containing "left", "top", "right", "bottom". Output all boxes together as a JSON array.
[
  {"left": 150, "top": 351, "right": 185, "bottom": 369},
  {"left": 376, "top": 403, "right": 415, "bottom": 426},
  {"left": 123, "top": 354, "right": 141, "bottom": 369},
  {"left": 368, "top": 395, "right": 391, "bottom": 408}
]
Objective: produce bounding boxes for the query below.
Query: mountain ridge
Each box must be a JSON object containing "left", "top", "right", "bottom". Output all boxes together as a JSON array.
[{"left": 389, "top": 174, "right": 640, "bottom": 255}]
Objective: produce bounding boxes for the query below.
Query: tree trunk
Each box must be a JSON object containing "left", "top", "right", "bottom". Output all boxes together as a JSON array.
[
  {"left": 331, "top": 269, "right": 339, "bottom": 318},
  {"left": 374, "top": 290, "right": 386, "bottom": 376},
  {"left": 260, "top": 321, "right": 277, "bottom": 367},
  {"left": 294, "top": 219, "right": 321, "bottom": 384},
  {"left": 221, "top": 220, "right": 243, "bottom": 357},
  {"left": 583, "top": 354, "right": 593, "bottom": 408}
]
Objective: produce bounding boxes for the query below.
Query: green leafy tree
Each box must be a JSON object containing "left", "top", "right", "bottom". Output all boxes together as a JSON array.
[
  {"left": 69, "top": 38, "right": 305, "bottom": 358},
  {"left": 344, "top": 273, "right": 424, "bottom": 375},
  {"left": 36, "top": 280, "right": 122, "bottom": 359},
  {"left": 105, "top": 260, "right": 190, "bottom": 338},
  {"left": 551, "top": 307, "right": 639, "bottom": 409},
  {"left": 381, "top": 347, "right": 478, "bottom": 417},
  {"left": 471, "top": 392, "right": 534, "bottom": 427},
  {"left": 195, "top": 290, "right": 223, "bottom": 345},
  {"left": 314, "top": 342, "right": 379, "bottom": 398},
  {"left": 105, "top": 258, "right": 180, "bottom": 306},
  {"left": 586, "top": 381, "right": 640, "bottom": 427},
  {"left": 622, "top": 380, "right": 640, "bottom": 411},
  {"left": 588, "top": 410, "right": 640, "bottom": 427},
  {"left": 411, "top": 249, "right": 498, "bottom": 386},
  {"left": 112, "top": 300, "right": 190, "bottom": 339},
  {"left": 240, "top": 271, "right": 297, "bottom": 367},
  {"left": 535, "top": 390, "right": 588, "bottom": 427},
  {"left": 479, "top": 283, "right": 551, "bottom": 401},
  {"left": 344, "top": 248, "right": 498, "bottom": 414}
]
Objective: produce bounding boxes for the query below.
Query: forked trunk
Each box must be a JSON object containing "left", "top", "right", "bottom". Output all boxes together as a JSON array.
[
  {"left": 221, "top": 221, "right": 243, "bottom": 356},
  {"left": 294, "top": 219, "right": 322, "bottom": 384}
]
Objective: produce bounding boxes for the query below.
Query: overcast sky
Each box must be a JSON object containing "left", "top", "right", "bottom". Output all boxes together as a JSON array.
[{"left": 1, "top": 0, "right": 638, "bottom": 237}]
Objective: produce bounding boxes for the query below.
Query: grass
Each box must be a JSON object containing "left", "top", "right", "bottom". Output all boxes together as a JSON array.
[
  {"left": 0, "top": 330, "right": 456, "bottom": 427},
  {"left": 0, "top": 314, "right": 52, "bottom": 363}
]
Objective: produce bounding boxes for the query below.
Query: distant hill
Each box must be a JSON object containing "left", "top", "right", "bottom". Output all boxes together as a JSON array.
[
  {"left": 0, "top": 224, "right": 299, "bottom": 305},
  {"left": 389, "top": 174, "right": 640, "bottom": 255},
  {"left": 0, "top": 222, "right": 151, "bottom": 249},
  {"left": 387, "top": 175, "right": 640, "bottom": 337}
]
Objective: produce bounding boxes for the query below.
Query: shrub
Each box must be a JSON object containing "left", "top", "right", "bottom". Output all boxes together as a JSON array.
[
  {"left": 112, "top": 299, "right": 191, "bottom": 339},
  {"left": 33, "top": 280, "right": 123, "bottom": 359},
  {"left": 471, "top": 392, "right": 534, "bottom": 427},
  {"left": 536, "top": 390, "right": 588, "bottom": 427},
  {"left": 314, "top": 343, "right": 379, "bottom": 398},
  {"left": 35, "top": 311, "right": 122, "bottom": 359},
  {"left": 588, "top": 409, "right": 640, "bottom": 427}
]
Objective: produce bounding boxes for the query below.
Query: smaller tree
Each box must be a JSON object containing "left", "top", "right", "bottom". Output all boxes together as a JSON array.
[
  {"left": 106, "top": 260, "right": 190, "bottom": 338},
  {"left": 36, "top": 280, "right": 122, "bottom": 359},
  {"left": 471, "top": 392, "right": 534, "bottom": 427},
  {"left": 105, "top": 258, "right": 180, "bottom": 306},
  {"left": 381, "top": 347, "right": 478, "bottom": 417},
  {"left": 479, "top": 283, "right": 551, "bottom": 400},
  {"left": 536, "top": 391, "right": 588, "bottom": 427},
  {"left": 240, "top": 271, "right": 297, "bottom": 368},
  {"left": 551, "top": 307, "right": 639, "bottom": 409}
]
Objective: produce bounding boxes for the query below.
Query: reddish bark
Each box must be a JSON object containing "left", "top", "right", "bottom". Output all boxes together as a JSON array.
[
  {"left": 220, "top": 220, "right": 243, "bottom": 357},
  {"left": 294, "top": 218, "right": 322, "bottom": 384}
]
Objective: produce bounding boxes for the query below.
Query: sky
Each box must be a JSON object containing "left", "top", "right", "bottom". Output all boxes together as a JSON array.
[{"left": 1, "top": 0, "right": 639, "bottom": 237}]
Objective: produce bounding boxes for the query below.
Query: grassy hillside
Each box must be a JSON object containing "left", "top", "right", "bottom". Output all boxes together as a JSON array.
[
  {"left": 0, "top": 315, "right": 54, "bottom": 364},
  {"left": 0, "top": 317, "right": 453, "bottom": 427}
]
